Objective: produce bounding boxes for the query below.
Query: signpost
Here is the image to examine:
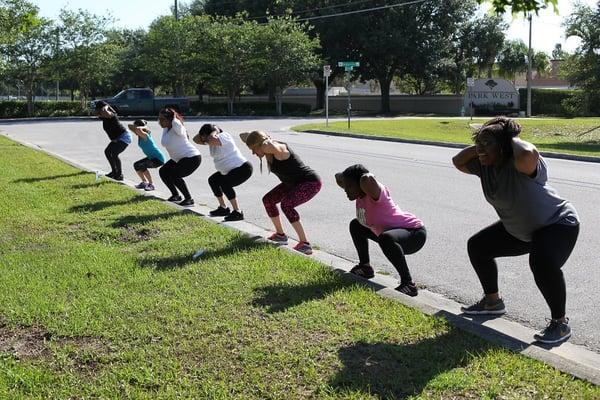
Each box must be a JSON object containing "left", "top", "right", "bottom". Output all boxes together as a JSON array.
[
  {"left": 337, "top": 61, "right": 360, "bottom": 129},
  {"left": 323, "top": 65, "right": 331, "bottom": 127},
  {"left": 466, "top": 77, "right": 475, "bottom": 120}
]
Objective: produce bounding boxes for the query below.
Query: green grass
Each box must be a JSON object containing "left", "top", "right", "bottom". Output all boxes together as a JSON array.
[
  {"left": 0, "top": 135, "right": 598, "bottom": 399},
  {"left": 293, "top": 118, "right": 600, "bottom": 157}
]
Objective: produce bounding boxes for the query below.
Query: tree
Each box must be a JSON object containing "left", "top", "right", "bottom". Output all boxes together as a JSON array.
[
  {"left": 55, "top": 9, "right": 113, "bottom": 105},
  {"left": 1, "top": 15, "right": 53, "bottom": 115},
  {"left": 475, "top": 0, "right": 558, "bottom": 14},
  {"left": 253, "top": 18, "right": 321, "bottom": 115},
  {"left": 497, "top": 39, "right": 528, "bottom": 82},
  {"left": 552, "top": 43, "right": 568, "bottom": 60},
  {"left": 532, "top": 50, "right": 550, "bottom": 77},
  {"left": 203, "top": 18, "right": 260, "bottom": 114},
  {"left": 143, "top": 15, "right": 210, "bottom": 97},
  {"left": 0, "top": 0, "right": 38, "bottom": 76},
  {"left": 471, "top": 14, "right": 508, "bottom": 78},
  {"left": 561, "top": 1, "right": 600, "bottom": 114}
]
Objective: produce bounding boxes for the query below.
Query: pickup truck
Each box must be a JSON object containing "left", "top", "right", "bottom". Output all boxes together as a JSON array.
[{"left": 90, "top": 88, "right": 190, "bottom": 116}]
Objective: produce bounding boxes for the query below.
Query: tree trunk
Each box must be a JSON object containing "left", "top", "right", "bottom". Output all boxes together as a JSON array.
[
  {"left": 26, "top": 85, "right": 34, "bottom": 117},
  {"left": 313, "top": 78, "right": 325, "bottom": 109},
  {"left": 379, "top": 77, "right": 391, "bottom": 114},
  {"left": 275, "top": 89, "right": 283, "bottom": 116},
  {"left": 228, "top": 92, "right": 235, "bottom": 115}
]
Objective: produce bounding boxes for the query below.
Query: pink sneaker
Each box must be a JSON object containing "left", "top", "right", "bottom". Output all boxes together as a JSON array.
[
  {"left": 267, "top": 232, "right": 288, "bottom": 245},
  {"left": 293, "top": 241, "right": 313, "bottom": 255}
]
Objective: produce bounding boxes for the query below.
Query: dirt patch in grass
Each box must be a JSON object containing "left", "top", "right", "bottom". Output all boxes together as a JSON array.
[
  {"left": 0, "top": 318, "right": 114, "bottom": 374},
  {"left": 118, "top": 225, "right": 160, "bottom": 243}
]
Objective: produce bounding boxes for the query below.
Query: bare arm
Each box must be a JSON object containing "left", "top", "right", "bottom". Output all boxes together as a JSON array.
[
  {"left": 452, "top": 145, "right": 478, "bottom": 174},
  {"left": 359, "top": 173, "right": 381, "bottom": 200},
  {"left": 128, "top": 125, "right": 148, "bottom": 140},
  {"left": 262, "top": 140, "right": 290, "bottom": 161},
  {"left": 207, "top": 132, "right": 221, "bottom": 146},
  {"left": 512, "top": 138, "right": 539, "bottom": 176},
  {"left": 98, "top": 105, "right": 114, "bottom": 119}
]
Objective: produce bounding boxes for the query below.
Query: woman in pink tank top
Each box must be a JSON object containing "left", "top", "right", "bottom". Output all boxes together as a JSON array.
[{"left": 335, "top": 164, "right": 426, "bottom": 296}]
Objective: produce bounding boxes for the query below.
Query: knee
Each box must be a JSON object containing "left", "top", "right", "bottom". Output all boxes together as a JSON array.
[
  {"left": 262, "top": 193, "right": 272, "bottom": 206},
  {"left": 208, "top": 173, "right": 219, "bottom": 186},
  {"left": 378, "top": 232, "right": 395, "bottom": 247},
  {"left": 104, "top": 147, "right": 112, "bottom": 157},
  {"left": 467, "top": 235, "right": 482, "bottom": 258}
]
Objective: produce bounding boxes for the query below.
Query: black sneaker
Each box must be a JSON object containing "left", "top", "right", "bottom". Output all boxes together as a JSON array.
[
  {"left": 209, "top": 206, "right": 230, "bottom": 217},
  {"left": 167, "top": 195, "right": 182, "bottom": 202},
  {"left": 461, "top": 297, "right": 506, "bottom": 315},
  {"left": 105, "top": 172, "right": 116, "bottom": 179},
  {"left": 224, "top": 210, "right": 244, "bottom": 221},
  {"left": 112, "top": 174, "right": 124, "bottom": 181},
  {"left": 178, "top": 198, "right": 194, "bottom": 207},
  {"left": 534, "top": 318, "right": 572, "bottom": 344},
  {"left": 395, "top": 282, "right": 418, "bottom": 297}
]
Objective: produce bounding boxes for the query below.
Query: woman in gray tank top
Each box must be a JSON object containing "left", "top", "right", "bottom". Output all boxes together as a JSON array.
[{"left": 452, "top": 116, "right": 579, "bottom": 345}]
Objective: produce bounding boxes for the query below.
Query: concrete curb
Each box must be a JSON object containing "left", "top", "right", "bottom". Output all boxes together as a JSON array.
[
  {"left": 3, "top": 131, "right": 600, "bottom": 386},
  {"left": 0, "top": 116, "right": 324, "bottom": 124},
  {"left": 302, "top": 129, "right": 600, "bottom": 164}
]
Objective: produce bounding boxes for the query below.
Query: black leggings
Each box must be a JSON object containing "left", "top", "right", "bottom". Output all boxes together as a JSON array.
[
  {"left": 159, "top": 155, "right": 201, "bottom": 199},
  {"left": 467, "top": 221, "right": 579, "bottom": 319},
  {"left": 349, "top": 219, "right": 427, "bottom": 284},
  {"left": 208, "top": 161, "right": 253, "bottom": 200},
  {"left": 104, "top": 141, "right": 128, "bottom": 175}
]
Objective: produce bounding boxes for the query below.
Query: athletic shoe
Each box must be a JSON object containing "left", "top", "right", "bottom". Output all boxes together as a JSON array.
[
  {"left": 293, "top": 241, "right": 313, "bottom": 255},
  {"left": 144, "top": 183, "right": 155, "bottom": 191},
  {"left": 350, "top": 264, "right": 375, "bottom": 279},
  {"left": 209, "top": 206, "right": 230, "bottom": 217},
  {"left": 112, "top": 174, "right": 124, "bottom": 181},
  {"left": 461, "top": 297, "right": 506, "bottom": 315},
  {"left": 105, "top": 172, "right": 116, "bottom": 179},
  {"left": 167, "top": 195, "right": 182, "bottom": 202},
  {"left": 534, "top": 318, "right": 572, "bottom": 344},
  {"left": 267, "top": 232, "right": 288, "bottom": 245},
  {"left": 135, "top": 182, "right": 148, "bottom": 189},
  {"left": 395, "top": 282, "right": 418, "bottom": 297},
  {"left": 178, "top": 198, "right": 195, "bottom": 207},
  {"left": 224, "top": 210, "right": 244, "bottom": 221}
]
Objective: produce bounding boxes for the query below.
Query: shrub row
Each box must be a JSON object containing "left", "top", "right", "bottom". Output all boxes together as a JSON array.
[
  {"left": 0, "top": 101, "right": 90, "bottom": 119},
  {"left": 190, "top": 101, "right": 312, "bottom": 116}
]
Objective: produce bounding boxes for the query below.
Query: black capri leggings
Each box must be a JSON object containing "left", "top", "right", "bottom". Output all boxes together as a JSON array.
[
  {"left": 208, "top": 161, "right": 253, "bottom": 200},
  {"left": 467, "top": 221, "right": 579, "bottom": 319},
  {"left": 349, "top": 218, "right": 427, "bottom": 285},
  {"left": 159, "top": 155, "right": 201, "bottom": 199},
  {"left": 104, "top": 140, "right": 128, "bottom": 175}
]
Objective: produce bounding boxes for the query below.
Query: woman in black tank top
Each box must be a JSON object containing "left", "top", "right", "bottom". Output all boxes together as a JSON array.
[
  {"left": 240, "top": 131, "right": 321, "bottom": 255},
  {"left": 94, "top": 101, "right": 131, "bottom": 181}
]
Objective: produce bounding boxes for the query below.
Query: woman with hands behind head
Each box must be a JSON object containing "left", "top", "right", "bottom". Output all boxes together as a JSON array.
[
  {"left": 335, "top": 164, "right": 426, "bottom": 296},
  {"left": 240, "top": 131, "right": 321, "bottom": 255},
  {"left": 452, "top": 116, "right": 579, "bottom": 344},
  {"left": 193, "top": 124, "right": 253, "bottom": 221}
]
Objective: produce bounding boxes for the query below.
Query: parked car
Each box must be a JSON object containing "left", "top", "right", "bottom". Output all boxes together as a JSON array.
[{"left": 90, "top": 88, "right": 190, "bottom": 115}]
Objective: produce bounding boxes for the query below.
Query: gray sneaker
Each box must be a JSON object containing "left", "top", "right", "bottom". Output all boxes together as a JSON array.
[
  {"left": 461, "top": 297, "right": 506, "bottom": 315},
  {"left": 534, "top": 318, "right": 571, "bottom": 344}
]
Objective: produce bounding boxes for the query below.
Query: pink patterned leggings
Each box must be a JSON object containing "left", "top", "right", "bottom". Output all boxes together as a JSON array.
[{"left": 262, "top": 180, "right": 322, "bottom": 223}]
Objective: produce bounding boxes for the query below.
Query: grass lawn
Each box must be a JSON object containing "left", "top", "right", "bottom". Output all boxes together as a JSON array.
[
  {"left": 293, "top": 118, "right": 600, "bottom": 157},
  {"left": 0, "top": 135, "right": 598, "bottom": 399}
]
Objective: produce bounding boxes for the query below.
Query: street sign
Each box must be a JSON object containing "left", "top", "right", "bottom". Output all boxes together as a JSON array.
[
  {"left": 323, "top": 65, "right": 331, "bottom": 77},
  {"left": 467, "top": 77, "right": 475, "bottom": 87},
  {"left": 338, "top": 61, "right": 360, "bottom": 68}
]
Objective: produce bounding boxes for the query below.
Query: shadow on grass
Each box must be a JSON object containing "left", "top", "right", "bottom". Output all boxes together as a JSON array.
[
  {"left": 537, "top": 140, "right": 600, "bottom": 155},
  {"left": 69, "top": 181, "right": 112, "bottom": 190},
  {"left": 252, "top": 280, "right": 353, "bottom": 313},
  {"left": 110, "top": 210, "right": 187, "bottom": 228},
  {"left": 329, "top": 328, "right": 492, "bottom": 399},
  {"left": 13, "top": 170, "right": 88, "bottom": 183},
  {"left": 137, "top": 235, "right": 271, "bottom": 270},
  {"left": 69, "top": 196, "right": 153, "bottom": 213}
]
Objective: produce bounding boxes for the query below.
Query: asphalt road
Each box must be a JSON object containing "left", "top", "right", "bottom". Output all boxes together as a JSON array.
[{"left": 2, "top": 117, "right": 599, "bottom": 352}]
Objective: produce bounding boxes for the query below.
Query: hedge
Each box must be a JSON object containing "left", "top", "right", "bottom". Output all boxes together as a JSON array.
[
  {"left": 190, "top": 101, "right": 312, "bottom": 116},
  {"left": 0, "top": 101, "right": 90, "bottom": 119},
  {"left": 519, "top": 88, "right": 600, "bottom": 116}
]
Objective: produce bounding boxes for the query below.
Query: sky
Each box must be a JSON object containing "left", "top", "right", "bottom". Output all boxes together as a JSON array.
[{"left": 33, "top": 0, "right": 598, "bottom": 55}]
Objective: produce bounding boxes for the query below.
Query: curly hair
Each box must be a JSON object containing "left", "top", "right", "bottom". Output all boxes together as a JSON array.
[
  {"left": 473, "top": 116, "right": 521, "bottom": 160},
  {"left": 342, "top": 164, "right": 370, "bottom": 185}
]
